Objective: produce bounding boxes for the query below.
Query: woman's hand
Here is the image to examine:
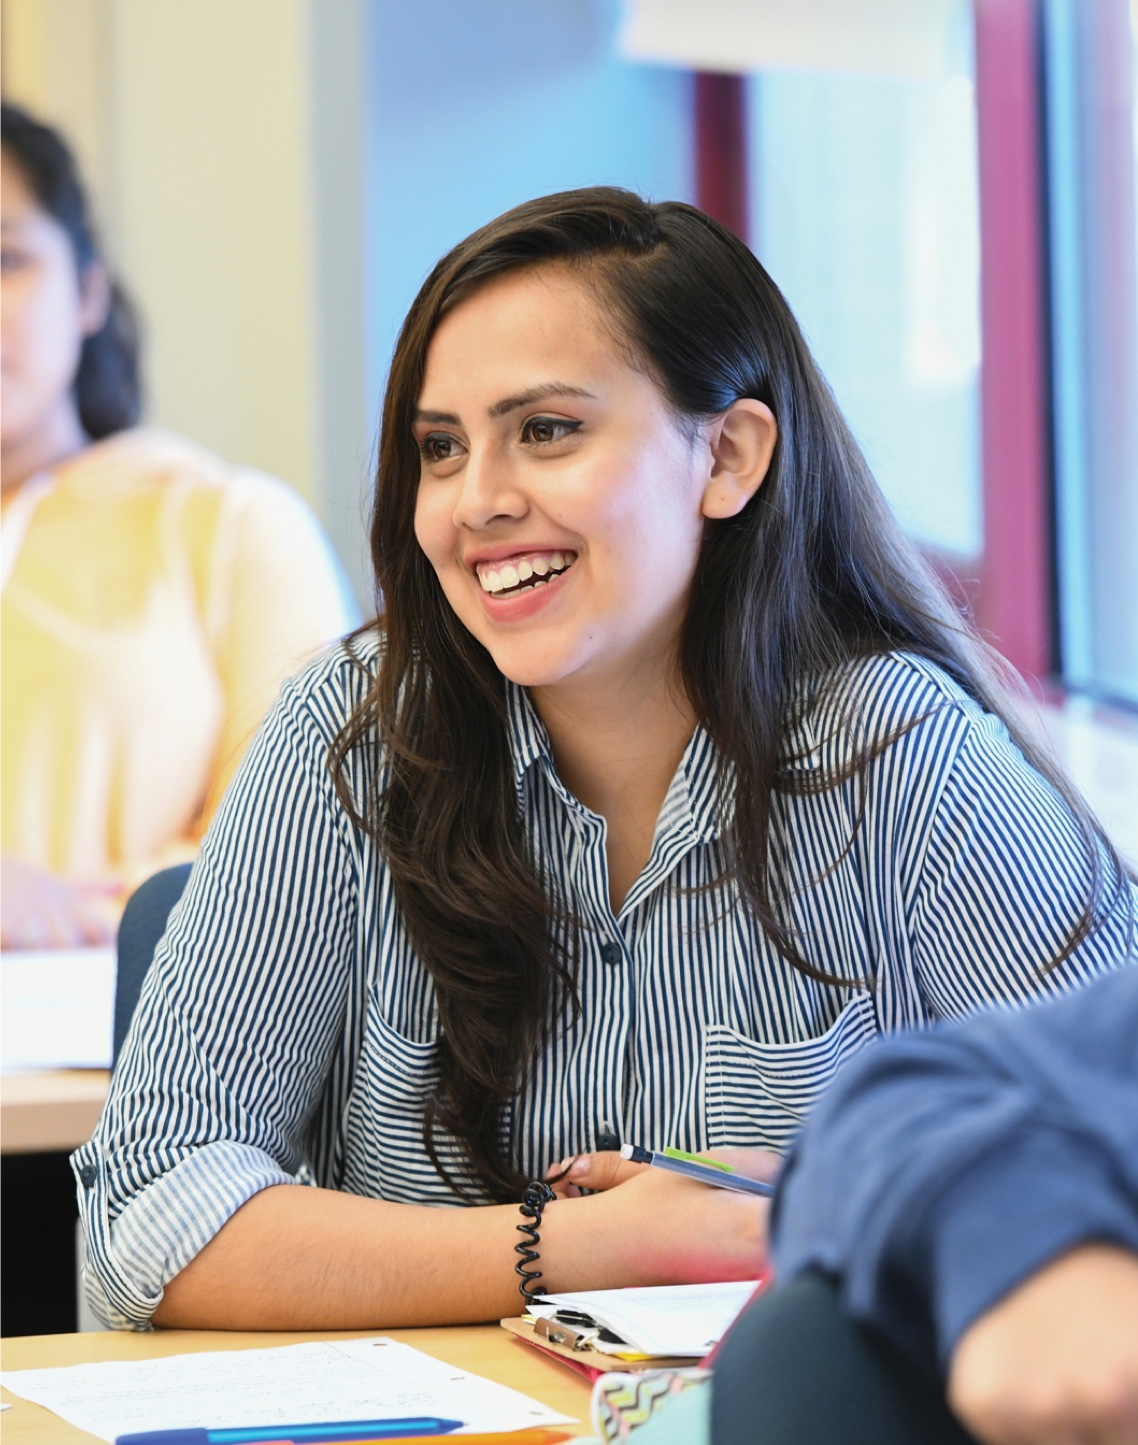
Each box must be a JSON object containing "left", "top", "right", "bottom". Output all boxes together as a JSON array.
[
  {"left": 1, "top": 853, "right": 119, "bottom": 948},
  {"left": 544, "top": 1147, "right": 781, "bottom": 1285},
  {"left": 947, "top": 1243, "right": 1138, "bottom": 1445}
]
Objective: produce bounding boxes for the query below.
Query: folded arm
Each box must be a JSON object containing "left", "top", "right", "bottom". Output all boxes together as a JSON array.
[{"left": 770, "top": 967, "right": 1138, "bottom": 1438}]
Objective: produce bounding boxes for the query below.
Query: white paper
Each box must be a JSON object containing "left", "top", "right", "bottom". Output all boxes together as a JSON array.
[
  {"left": 1, "top": 948, "right": 116, "bottom": 1071},
  {"left": 0, "top": 1336, "right": 575, "bottom": 1442},
  {"left": 529, "top": 1280, "right": 759, "bottom": 1356}
]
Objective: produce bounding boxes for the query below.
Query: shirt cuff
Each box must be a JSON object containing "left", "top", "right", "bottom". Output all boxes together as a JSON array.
[{"left": 72, "top": 1136, "right": 293, "bottom": 1329}]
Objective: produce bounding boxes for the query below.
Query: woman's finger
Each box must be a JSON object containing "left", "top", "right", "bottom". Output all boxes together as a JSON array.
[{"left": 559, "top": 1151, "right": 646, "bottom": 1192}]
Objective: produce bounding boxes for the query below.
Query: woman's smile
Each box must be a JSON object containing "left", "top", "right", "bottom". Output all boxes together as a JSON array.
[
  {"left": 472, "top": 548, "right": 578, "bottom": 598},
  {"left": 470, "top": 547, "right": 579, "bottom": 625}
]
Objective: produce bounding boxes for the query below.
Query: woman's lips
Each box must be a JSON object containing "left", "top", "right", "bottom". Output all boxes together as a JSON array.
[
  {"left": 475, "top": 555, "right": 574, "bottom": 619},
  {"left": 474, "top": 549, "right": 578, "bottom": 598}
]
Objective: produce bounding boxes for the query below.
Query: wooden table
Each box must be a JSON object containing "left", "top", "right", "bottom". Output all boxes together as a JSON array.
[
  {"left": 0, "top": 1325, "right": 594, "bottom": 1442},
  {"left": 1, "top": 1071, "right": 110, "bottom": 1154}
]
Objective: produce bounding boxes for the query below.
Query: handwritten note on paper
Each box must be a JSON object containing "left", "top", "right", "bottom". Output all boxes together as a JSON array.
[
  {"left": 1, "top": 948, "right": 116, "bottom": 1071},
  {"left": 0, "top": 1337, "right": 575, "bottom": 1441}
]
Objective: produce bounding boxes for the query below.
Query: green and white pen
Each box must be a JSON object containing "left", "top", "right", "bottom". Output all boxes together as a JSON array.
[{"left": 619, "top": 1144, "right": 775, "bottom": 1197}]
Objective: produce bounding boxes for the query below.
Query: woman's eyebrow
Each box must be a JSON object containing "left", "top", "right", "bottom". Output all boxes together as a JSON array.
[
  {"left": 413, "top": 383, "right": 596, "bottom": 428},
  {"left": 489, "top": 382, "right": 596, "bottom": 417}
]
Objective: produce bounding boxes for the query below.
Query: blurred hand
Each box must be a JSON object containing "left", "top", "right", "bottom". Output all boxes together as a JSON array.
[
  {"left": 1, "top": 852, "right": 120, "bottom": 949},
  {"left": 550, "top": 1146, "right": 780, "bottom": 1284},
  {"left": 947, "top": 1243, "right": 1138, "bottom": 1445}
]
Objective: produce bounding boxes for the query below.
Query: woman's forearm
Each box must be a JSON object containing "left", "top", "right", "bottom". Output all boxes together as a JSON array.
[
  {"left": 152, "top": 1181, "right": 630, "bottom": 1330},
  {"left": 154, "top": 1184, "right": 530, "bottom": 1328},
  {"left": 152, "top": 1157, "right": 770, "bottom": 1330}
]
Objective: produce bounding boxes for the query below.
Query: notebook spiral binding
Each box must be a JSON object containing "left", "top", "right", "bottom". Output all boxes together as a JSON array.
[{"left": 515, "top": 1180, "right": 557, "bottom": 1304}]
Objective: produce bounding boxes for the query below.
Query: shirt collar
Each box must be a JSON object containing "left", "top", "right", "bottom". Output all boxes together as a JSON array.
[{"left": 505, "top": 681, "right": 552, "bottom": 791}]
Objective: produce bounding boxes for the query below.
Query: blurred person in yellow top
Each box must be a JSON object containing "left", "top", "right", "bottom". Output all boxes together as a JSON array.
[{"left": 0, "top": 103, "right": 358, "bottom": 950}]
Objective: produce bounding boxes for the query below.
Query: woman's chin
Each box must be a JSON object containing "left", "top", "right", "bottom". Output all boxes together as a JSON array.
[
  {"left": 483, "top": 643, "right": 583, "bottom": 693},
  {"left": 494, "top": 661, "right": 574, "bottom": 691}
]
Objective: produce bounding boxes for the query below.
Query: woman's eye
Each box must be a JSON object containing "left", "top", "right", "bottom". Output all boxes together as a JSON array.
[
  {"left": 419, "top": 433, "right": 460, "bottom": 464},
  {"left": 521, "top": 417, "right": 580, "bottom": 446}
]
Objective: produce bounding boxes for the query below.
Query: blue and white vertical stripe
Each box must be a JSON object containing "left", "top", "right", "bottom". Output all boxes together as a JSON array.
[{"left": 73, "top": 637, "right": 1135, "bottom": 1327}]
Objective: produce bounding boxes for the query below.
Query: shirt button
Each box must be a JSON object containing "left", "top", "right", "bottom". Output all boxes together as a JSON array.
[
  {"left": 600, "top": 941, "right": 623, "bottom": 966},
  {"left": 78, "top": 1164, "right": 97, "bottom": 1188},
  {"left": 596, "top": 1127, "right": 621, "bottom": 1151}
]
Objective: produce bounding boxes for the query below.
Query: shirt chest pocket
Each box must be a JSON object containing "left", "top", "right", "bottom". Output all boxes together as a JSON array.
[
  {"left": 703, "top": 993, "right": 879, "bottom": 1153},
  {"left": 342, "top": 992, "right": 463, "bottom": 1206}
]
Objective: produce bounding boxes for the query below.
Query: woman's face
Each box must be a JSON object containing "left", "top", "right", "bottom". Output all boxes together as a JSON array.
[
  {"left": 0, "top": 151, "right": 103, "bottom": 455},
  {"left": 413, "top": 267, "right": 716, "bottom": 698}
]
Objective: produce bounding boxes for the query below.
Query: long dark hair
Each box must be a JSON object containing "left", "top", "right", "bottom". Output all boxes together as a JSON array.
[
  {"left": 1, "top": 102, "right": 142, "bottom": 438},
  {"left": 332, "top": 187, "right": 1130, "bottom": 1203}
]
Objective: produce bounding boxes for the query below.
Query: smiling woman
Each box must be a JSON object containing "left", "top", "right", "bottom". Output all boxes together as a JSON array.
[{"left": 75, "top": 187, "right": 1136, "bottom": 1334}]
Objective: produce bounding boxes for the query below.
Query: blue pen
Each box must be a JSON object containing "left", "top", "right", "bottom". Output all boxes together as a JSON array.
[
  {"left": 620, "top": 1143, "right": 775, "bottom": 1197},
  {"left": 115, "top": 1418, "right": 463, "bottom": 1445}
]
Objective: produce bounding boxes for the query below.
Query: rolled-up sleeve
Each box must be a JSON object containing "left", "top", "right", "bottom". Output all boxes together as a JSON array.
[{"left": 73, "top": 662, "right": 360, "bottom": 1328}]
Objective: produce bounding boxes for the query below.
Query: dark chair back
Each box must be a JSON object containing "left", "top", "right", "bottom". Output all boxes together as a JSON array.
[{"left": 113, "top": 863, "right": 192, "bottom": 1063}]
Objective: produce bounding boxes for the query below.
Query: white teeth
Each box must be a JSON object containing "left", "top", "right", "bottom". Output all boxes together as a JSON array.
[{"left": 476, "top": 550, "right": 577, "bottom": 596}]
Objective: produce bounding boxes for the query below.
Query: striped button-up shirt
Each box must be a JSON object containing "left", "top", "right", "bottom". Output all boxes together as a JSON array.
[{"left": 74, "top": 639, "right": 1135, "bottom": 1327}]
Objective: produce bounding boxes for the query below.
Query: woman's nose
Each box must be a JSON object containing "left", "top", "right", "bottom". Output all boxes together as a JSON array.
[{"left": 451, "top": 443, "right": 526, "bottom": 529}]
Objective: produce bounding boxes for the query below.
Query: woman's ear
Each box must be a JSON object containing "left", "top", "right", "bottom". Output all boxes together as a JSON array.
[
  {"left": 78, "top": 261, "right": 112, "bottom": 339},
  {"left": 700, "top": 399, "right": 777, "bottom": 520}
]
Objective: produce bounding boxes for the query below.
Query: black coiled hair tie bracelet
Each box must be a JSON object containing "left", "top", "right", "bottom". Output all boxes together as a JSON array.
[{"left": 515, "top": 1180, "right": 557, "bottom": 1306}]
